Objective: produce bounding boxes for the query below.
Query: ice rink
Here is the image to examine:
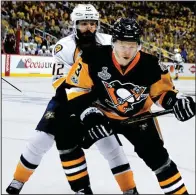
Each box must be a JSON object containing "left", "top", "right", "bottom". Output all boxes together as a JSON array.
[{"left": 2, "top": 77, "right": 195, "bottom": 194}]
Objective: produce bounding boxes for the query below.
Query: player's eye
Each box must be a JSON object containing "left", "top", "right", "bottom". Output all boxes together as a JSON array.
[
  {"left": 80, "top": 22, "right": 88, "bottom": 26},
  {"left": 80, "top": 21, "right": 96, "bottom": 26},
  {"left": 89, "top": 22, "right": 96, "bottom": 26}
]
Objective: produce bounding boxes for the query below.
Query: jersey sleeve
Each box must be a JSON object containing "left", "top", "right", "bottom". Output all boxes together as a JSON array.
[
  {"left": 150, "top": 60, "right": 178, "bottom": 108},
  {"left": 52, "top": 44, "right": 73, "bottom": 89},
  {"left": 65, "top": 57, "right": 94, "bottom": 101}
]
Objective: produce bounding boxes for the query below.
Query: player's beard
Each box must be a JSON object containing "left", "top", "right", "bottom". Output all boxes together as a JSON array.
[{"left": 76, "top": 30, "right": 97, "bottom": 50}]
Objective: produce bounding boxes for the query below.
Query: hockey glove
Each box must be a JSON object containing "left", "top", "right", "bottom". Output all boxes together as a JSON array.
[
  {"left": 173, "top": 96, "right": 195, "bottom": 122},
  {"left": 162, "top": 91, "right": 195, "bottom": 122},
  {"left": 80, "top": 107, "right": 113, "bottom": 148}
]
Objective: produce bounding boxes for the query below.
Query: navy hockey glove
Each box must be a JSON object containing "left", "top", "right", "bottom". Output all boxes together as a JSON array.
[{"left": 173, "top": 96, "right": 195, "bottom": 122}]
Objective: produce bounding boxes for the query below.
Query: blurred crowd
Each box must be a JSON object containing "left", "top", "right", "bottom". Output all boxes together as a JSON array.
[{"left": 1, "top": 1, "right": 195, "bottom": 62}]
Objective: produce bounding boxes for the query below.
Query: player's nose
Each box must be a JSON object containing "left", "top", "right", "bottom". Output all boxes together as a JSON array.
[{"left": 86, "top": 23, "right": 92, "bottom": 30}]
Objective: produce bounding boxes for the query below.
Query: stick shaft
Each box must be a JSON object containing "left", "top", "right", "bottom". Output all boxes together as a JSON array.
[
  {"left": 121, "top": 109, "right": 173, "bottom": 125},
  {"left": 2, "top": 78, "right": 22, "bottom": 92}
]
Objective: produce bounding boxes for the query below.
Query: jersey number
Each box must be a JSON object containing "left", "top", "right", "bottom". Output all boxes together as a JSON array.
[{"left": 52, "top": 63, "right": 64, "bottom": 76}]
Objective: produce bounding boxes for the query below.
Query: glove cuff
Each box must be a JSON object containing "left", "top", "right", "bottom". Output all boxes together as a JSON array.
[{"left": 162, "top": 91, "right": 178, "bottom": 110}]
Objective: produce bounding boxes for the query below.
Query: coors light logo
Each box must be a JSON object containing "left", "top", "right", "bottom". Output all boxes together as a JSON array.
[{"left": 17, "top": 58, "right": 53, "bottom": 69}]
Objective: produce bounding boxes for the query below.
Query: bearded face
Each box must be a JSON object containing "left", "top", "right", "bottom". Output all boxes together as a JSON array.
[{"left": 76, "top": 20, "right": 98, "bottom": 49}]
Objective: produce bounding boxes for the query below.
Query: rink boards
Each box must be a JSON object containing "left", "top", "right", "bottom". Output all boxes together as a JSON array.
[{"left": 1, "top": 54, "right": 196, "bottom": 80}]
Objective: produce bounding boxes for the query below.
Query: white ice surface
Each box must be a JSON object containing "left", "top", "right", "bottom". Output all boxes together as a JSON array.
[{"left": 2, "top": 78, "right": 195, "bottom": 194}]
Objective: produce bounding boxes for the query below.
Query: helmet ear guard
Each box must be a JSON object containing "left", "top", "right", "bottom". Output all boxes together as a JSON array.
[{"left": 137, "top": 44, "right": 142, "bottom": 51}]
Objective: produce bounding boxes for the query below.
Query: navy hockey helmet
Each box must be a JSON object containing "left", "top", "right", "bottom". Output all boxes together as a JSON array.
[{"left": 112, "top": 18, "right": 142, "bottom": 44}]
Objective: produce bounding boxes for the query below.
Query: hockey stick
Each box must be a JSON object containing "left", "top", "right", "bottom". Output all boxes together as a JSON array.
[
  {"left": 2, "top": 78, "right": 22, "bottom": 93},
  {"left": 121, "top": 109, "right": 174, "bottom": 125}
]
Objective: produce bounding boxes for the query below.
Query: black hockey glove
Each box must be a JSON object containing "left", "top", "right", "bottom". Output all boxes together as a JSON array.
[
  {"left": 173, "top": 96, "right": 195, "bottom": 122},
  {"left": 162, "top": 91, "right": 195, "bottom": 122},
  {"left": 80, "top": 107, "right": 113, "bottom": 148}
]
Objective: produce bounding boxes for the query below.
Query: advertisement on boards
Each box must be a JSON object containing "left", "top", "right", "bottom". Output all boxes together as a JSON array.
[
  {"left": 1, "top": 54, "right": 195, "bottom": 79},
  {"left": 2, "top": 54, "right": 53, "bottom": 77},
  {"left": 165, "top": 62, "right": 195, "bottom": 79}
]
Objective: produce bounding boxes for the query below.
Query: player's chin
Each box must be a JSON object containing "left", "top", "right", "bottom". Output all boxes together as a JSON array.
[{"left": 119, "top": 59, "right": 131, "bottom": 66}]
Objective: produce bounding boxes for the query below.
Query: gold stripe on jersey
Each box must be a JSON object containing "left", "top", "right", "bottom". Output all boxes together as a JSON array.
[
  {"left": 52, "top": 76, "right": 66, "bottom": 89},
  {"left": 62, "top": 156, "right": 85, "bottom": 167},
  {"left": 66, "top": 58, "right": 94, "bottom": 89},
  {"left": 14, "top": 162, "right": 34, "bottom": 183},
  {"left": 73, "top": 47, "right": 81, "bottom": 62},
  {"left": 67, "top": 90, "right": 89, "bottom": 101},
  {"left": 66, "top": 87, "right": 90, "bottom": 100},
  {"left": 150, "top": 72, "right": 178, "bottom": 106},
  {"left": 115, "top": 170, "right": 136, "bottom": 192}
]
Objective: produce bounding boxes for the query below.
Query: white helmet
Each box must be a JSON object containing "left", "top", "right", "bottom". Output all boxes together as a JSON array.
[
  {"left": 174, "top": 48, "right": 179, "bottom": 53},
  {"left": 42, "top": 45, "right": 46, "bottom": 50},
  {"left": 71, "top": 4, "right": 99, "bottom": 30}
]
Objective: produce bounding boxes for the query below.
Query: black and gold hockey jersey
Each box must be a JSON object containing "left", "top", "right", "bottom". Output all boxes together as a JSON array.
[{"left": 66, "top": 46, "right": 177, "bottom": 120}]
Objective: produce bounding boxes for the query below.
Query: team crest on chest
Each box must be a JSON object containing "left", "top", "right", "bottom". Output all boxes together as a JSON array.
[
  {"left": 102, "top": 80, "right": 148, "bottom": 113},
  {"left": 98, "top": 67, "right": 111, "bottom": 80}
]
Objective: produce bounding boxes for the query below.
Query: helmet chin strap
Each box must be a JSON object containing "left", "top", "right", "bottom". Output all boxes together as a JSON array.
[{"left": 137, "top": 44, "right": 141, "bottom": 51}]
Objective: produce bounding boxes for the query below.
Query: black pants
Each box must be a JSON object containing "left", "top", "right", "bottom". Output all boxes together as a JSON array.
[{"left": 109, "top": 117, "right": 169, "bottom": 171}]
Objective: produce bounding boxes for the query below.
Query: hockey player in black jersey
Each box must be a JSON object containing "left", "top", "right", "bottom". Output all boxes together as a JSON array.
[{"left": 65, "top": 17, "right": 195, "bottom": 194}]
